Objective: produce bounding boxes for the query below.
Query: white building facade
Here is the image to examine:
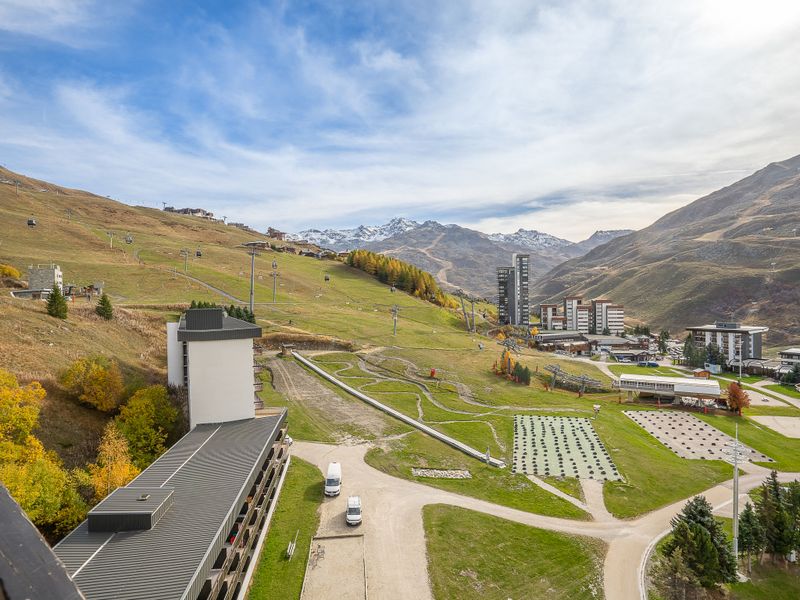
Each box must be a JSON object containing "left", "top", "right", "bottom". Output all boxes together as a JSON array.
[
  {"left": 167, "top": 308, "right": 262, "bottom": 429},
  {"left": 686, "top": 322, "right": 769, "bottom": 364}
]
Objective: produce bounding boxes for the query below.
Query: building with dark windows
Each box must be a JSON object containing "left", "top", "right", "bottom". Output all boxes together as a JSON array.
[
  {"left": 496, "top": 254, "right": 530, "bottom": 327},
  {"left": 686, "top": 321, "right": 769, "bottom": 365},
  {"left": 54, "top": 413, "right": 289, "bottom": 600}
]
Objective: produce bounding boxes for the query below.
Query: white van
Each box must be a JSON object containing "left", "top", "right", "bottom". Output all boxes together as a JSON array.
[
  {"left": 324, "top": 462, "right": 342, "bottom": 497},
  {"left": 346, "top": 495, "right": 362, "bottom": 526}
]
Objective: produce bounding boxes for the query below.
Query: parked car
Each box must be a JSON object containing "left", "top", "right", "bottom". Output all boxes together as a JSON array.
[
  {"left": 346, "top": 495, "right": 362, "bottom": 526},
  {"left": 325, "top": 462, "right": 342, "bottom": 497}
]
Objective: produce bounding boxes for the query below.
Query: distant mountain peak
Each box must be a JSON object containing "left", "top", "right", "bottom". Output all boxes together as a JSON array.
[
  {"left": 289, "top": 218, "right": 421, "bottom": 250},
  {"left": 488, "top": 229, "right": 574, "bottom": 250}
]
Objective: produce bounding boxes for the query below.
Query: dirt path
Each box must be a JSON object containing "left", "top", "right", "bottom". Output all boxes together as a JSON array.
[{"left": 268, "top": 358, "right": 389, "bottom": 438}]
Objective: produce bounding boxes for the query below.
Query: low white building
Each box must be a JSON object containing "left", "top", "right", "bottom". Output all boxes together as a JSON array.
[
  {"left": 613, "top": 374, "right": 721, "bottom": 399},
  {"left": 167, "top": 307, "right": 262, "bottom": 428}
]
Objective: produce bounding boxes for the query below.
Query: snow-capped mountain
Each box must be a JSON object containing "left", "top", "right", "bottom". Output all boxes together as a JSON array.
[
  {"left": 289, "top": 218, "right": 421, "bottom": 250},
  {"left": 488, "top": 229, "right": 574, "bottom": 251}
]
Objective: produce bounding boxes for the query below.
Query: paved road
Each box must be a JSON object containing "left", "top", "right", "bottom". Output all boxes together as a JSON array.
[{"left": 292, "top": 441, "right": 800, "bottom": 600}]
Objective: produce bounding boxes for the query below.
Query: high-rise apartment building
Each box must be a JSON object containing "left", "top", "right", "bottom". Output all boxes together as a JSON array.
[
  {"left": 686, "top": 321, "right": 769, "bottom": 364},
  {"left": 563, "top": 296, "right": 582, "bottom": 331},
  {"left": 495, "top": 254, "right": 530, "bottom": 327},
  {"left": 539, "top": 303, "right": 558, "bottom": 330}
]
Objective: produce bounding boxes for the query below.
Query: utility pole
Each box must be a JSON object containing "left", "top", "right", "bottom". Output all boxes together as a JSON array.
[
  {"left": 161, "top": 201, "right": 167, "bottom": 210},
  {"left": 249, "top": 249, "right": 256, "bottom": 313},
  {"left": 392, "top": 305, "right": 399, "bottom": 336},
  {"left": 107, "top": 231, "right": 115, "bottom": 249},
  {"left": 724, "top": 424, "right": 747, "bottom": 570},
  {"left": 66, "top": 208, "right": 72, "bottom": 222}
]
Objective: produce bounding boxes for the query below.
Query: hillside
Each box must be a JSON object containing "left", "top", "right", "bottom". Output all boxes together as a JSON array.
[
  {"left": 531, "top": 155, "right": 800, "bottom": 344},
  {"left": 0, "top": 165, "right": 494, "bottom": 467},
  {"left": 293, "top": 219, "right": 632, "bottom": 298}
]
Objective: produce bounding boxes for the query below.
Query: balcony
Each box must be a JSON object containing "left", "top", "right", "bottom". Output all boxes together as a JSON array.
[{"left": 253, "top": 381, "right": 264, "bottom": 392}]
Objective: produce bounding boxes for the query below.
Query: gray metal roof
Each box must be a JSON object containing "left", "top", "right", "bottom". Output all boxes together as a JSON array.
[
  {"left": 53, "top": 414, "right": 286, "bottom": 600},
  {"left": 0, "top": 485, "right": 85, "bottom": 600},
  {"left": 177, "top": 311, "right": 262, "bottom": 342}
]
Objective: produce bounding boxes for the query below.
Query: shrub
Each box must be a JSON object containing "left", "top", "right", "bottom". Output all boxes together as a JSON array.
[
  {"left": 0, "top": 263, "right": 21, "bottom": 279},
  {"left": 60, "top": 356, "right": 125, "bottom": 412},
  {"left": 116, "top": 385, "right": 178, "bottom": 469}
]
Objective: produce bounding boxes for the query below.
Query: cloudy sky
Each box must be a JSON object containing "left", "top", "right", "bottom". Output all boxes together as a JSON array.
[{"left": 1, "top": 0, "right": 799, "bottom": 241}]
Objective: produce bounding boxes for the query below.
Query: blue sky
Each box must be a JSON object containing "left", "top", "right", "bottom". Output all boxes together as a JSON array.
[{"left": 1, "top": 0, "right": 799, "bottom": 240}]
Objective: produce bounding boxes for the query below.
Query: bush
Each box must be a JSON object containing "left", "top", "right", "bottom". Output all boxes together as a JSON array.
[
  {"left": 46, "top": 285, "right": 68, "bottom": 319},
  {"left": 0, "top": 263, "right": 21, "bottom": 279},
  {"left": 116, "top": 385, "right": 178, "bottom": 469},
  {"left": 60, "top": 356, "right": 125, "bottom": 412}
]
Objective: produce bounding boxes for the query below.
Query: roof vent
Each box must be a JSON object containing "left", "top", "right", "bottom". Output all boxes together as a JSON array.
[{"left": 88, "top": 487, "right": 174, "bottom": 533}]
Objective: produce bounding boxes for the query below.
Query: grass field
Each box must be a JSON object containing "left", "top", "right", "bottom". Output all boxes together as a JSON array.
[
  {"left": 366, "top": 432, "right": 589, "bottom": 519},
  {"left": 423, "top": 505, "right": 605, "bottom": 600},
  {"left": 764, "top": 384, "right": 800, "bottom": 399},
  {"left": 608, "top": 365, "right": 683, "bottom": 378},
  {"left": 696, "top": 414, "right": 800, "bottom": 471},
  {"left": 248, "top": 458, "right": 322, "bottom": 600}
]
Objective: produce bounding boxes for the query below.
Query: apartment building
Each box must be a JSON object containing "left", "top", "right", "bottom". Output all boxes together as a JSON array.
[
  {"left": 54, "top": 307, "right": 289, "bottom": 600},
  {"left": 563, "top": 296, "right": 582, "bottom": 331},
  {"left": 497, "top": 267, "right": 514, "bottom": 325},
  {"left": 495, "top": 254, "right": 530, "bottom": 327},
  {"left": 167, "top": 308, "right": 262, "bottom": 428},
  {"left": 539, "top": 296, "right": 624, "bottom": 335},
  {"left": 539, "top": 303, "right": 558, "bottom": 330},
  {"left": 685, "top": 321, "right": 769, "bottom": 364}
]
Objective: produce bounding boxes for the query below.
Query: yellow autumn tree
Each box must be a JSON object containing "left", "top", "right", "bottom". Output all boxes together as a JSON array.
[
  {"left": 60, "top": 356, "right": 125, "bottom": 412},
  {"left": 0, "top": 369, "right": 86, "bottom": 534},
  {"left": 89, "top": 422, "right": 140, "bottom": 501}
]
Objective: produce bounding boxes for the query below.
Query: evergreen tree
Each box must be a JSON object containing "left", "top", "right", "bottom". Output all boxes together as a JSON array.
[
  {"left": 522, "top": 366, "right": 531, "bottom": 386},
  {"left": 658, "top": 330, "right": 670, "bottom": 354},
  {"left": 782, "top": 363, "right": 800, "bottom": 385},
  {"left": 190, "top": 299, "right": 197, "bottom": 308},
  {"left": 512, "top": 362, "right": 524, "bottom": 382},
  {"left": 738, "top": 502, "right": 765, "bottom": 573},
  {"left": 650, "top": 547, "right": 701, "bottom": 600},
  {"left": 602, "top": 326, "right": 611, "bottom": 335},
  {"left": 665, "top": 496, "right": 736, "bottom": 584},
  {"left": 757, "top": 473, "right": 794, "bottom": 561},
  {"left": 46, "top": 285, "right": 68, "bottom": 319},
  {"left": 95, "top": 293, "right": 113, "bottom": 320}
]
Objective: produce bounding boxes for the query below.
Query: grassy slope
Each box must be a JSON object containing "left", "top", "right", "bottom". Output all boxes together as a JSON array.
[
  {"left": 764, "top": 384, "right": 800, "bottom": 399},
  {"left": 248, "top": 458, "right": 322, "bottom": 600},
  {"left": 423, "top": 505, "right": 606, "bottom": 600}
]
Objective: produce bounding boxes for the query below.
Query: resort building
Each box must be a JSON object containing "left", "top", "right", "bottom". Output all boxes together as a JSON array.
[
  {"left": 51, "top": 307, "right": 290, "bottom": 600},
  {"left": 167, "top": 308, "right": 263, "bottom": 428},
  {"left": 495, "top": 254, "right": 530, "bottom": 327},
  {"left": 538, "top": 296, "right": 625, "bottom": 336},
  {"left": 28, "top": 263, "right": 63, "bottom": 292},
  {"left": 613, "top": 374, "right": 721, "bottom": 400},
  {"left": 685, "top": 321, "right": 769, "bottom": 364}
]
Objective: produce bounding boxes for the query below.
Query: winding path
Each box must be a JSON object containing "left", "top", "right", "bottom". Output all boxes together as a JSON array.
[{"left": 292, "top": 441, "right": 800, "bottom": 600}]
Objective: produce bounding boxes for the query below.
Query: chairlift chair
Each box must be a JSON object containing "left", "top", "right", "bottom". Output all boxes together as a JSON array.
[
  {"left": 27, "top": 217, "right": 37, "bottom": 228},
  {"left": 195, "top": 248, "right": 202, "bottom": 257},
  {"left": 125, "top": 234, "right": 134, "bottom": 244}
]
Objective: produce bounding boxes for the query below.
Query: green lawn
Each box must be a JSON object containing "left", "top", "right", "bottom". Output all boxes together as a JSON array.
[
  {"left": 423, "top": 505, "right": 606, "bottom": 600},
  {"left": 366, "top": 431, "right": 589, "bottom": 519},
  {"left": 541, "top": 475, "right": 585, "bottom": 500},
  {"left": 764, "top": 384, "right": 800, "bottom": 400},
  {"left": 695, "top": 414, "right": 800, "bottom": 471},
  {"left": 597, "top": 409, "right": 732, "bottom": 519},
  {"left": 248, "top": 457, "right": 322, "bottom": 600},
  {"left": 730, "top": 564, "right": 800, "bottom": 599},
  {"left": 608, "top": 365, "right": 683, "bottom": 378}
]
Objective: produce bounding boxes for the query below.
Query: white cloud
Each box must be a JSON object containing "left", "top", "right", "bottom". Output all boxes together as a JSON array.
[{"left": 1, "top": 0, "right": 799, "bottom": 239}]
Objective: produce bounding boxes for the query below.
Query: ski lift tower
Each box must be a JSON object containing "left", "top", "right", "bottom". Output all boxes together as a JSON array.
[
  {"left": 723, "top": 425, "right": 748, "bottom": 569},
  {"left": 241, "top": 241, "right": 270, "bottom": 313}
]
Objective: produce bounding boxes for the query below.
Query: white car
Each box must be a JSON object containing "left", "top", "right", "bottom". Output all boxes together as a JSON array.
[
  {"left": 325, "top": 462, "right": 342, "bottom": 497},
  {"left": 346, "top": 495, "right": 362, "bottom": 526}
]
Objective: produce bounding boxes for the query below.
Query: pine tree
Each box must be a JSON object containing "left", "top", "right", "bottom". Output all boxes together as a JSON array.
[
  {"left": 46, "top": 285, "right": 68, "bottom": 319},
  {"left": 650, "top": 547, "right": 701, "bottom": 600},
  {"left": 757, "top": 475, "right": 794, "bottom": 561},
  {"left": 522, "top": 366, "right": 531, "bottom": 386},
  {"left": 665, "top": 496, "right": 736, "bottom": 585},
  {"left": 95, "top": 293, "right": 113, "bottom": 320},
  {"left": 739, "top": 502, "right": 765, "bottom": 573},
  {"left": 513, "top": 362, "right": 524, "bottom": 383}
]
